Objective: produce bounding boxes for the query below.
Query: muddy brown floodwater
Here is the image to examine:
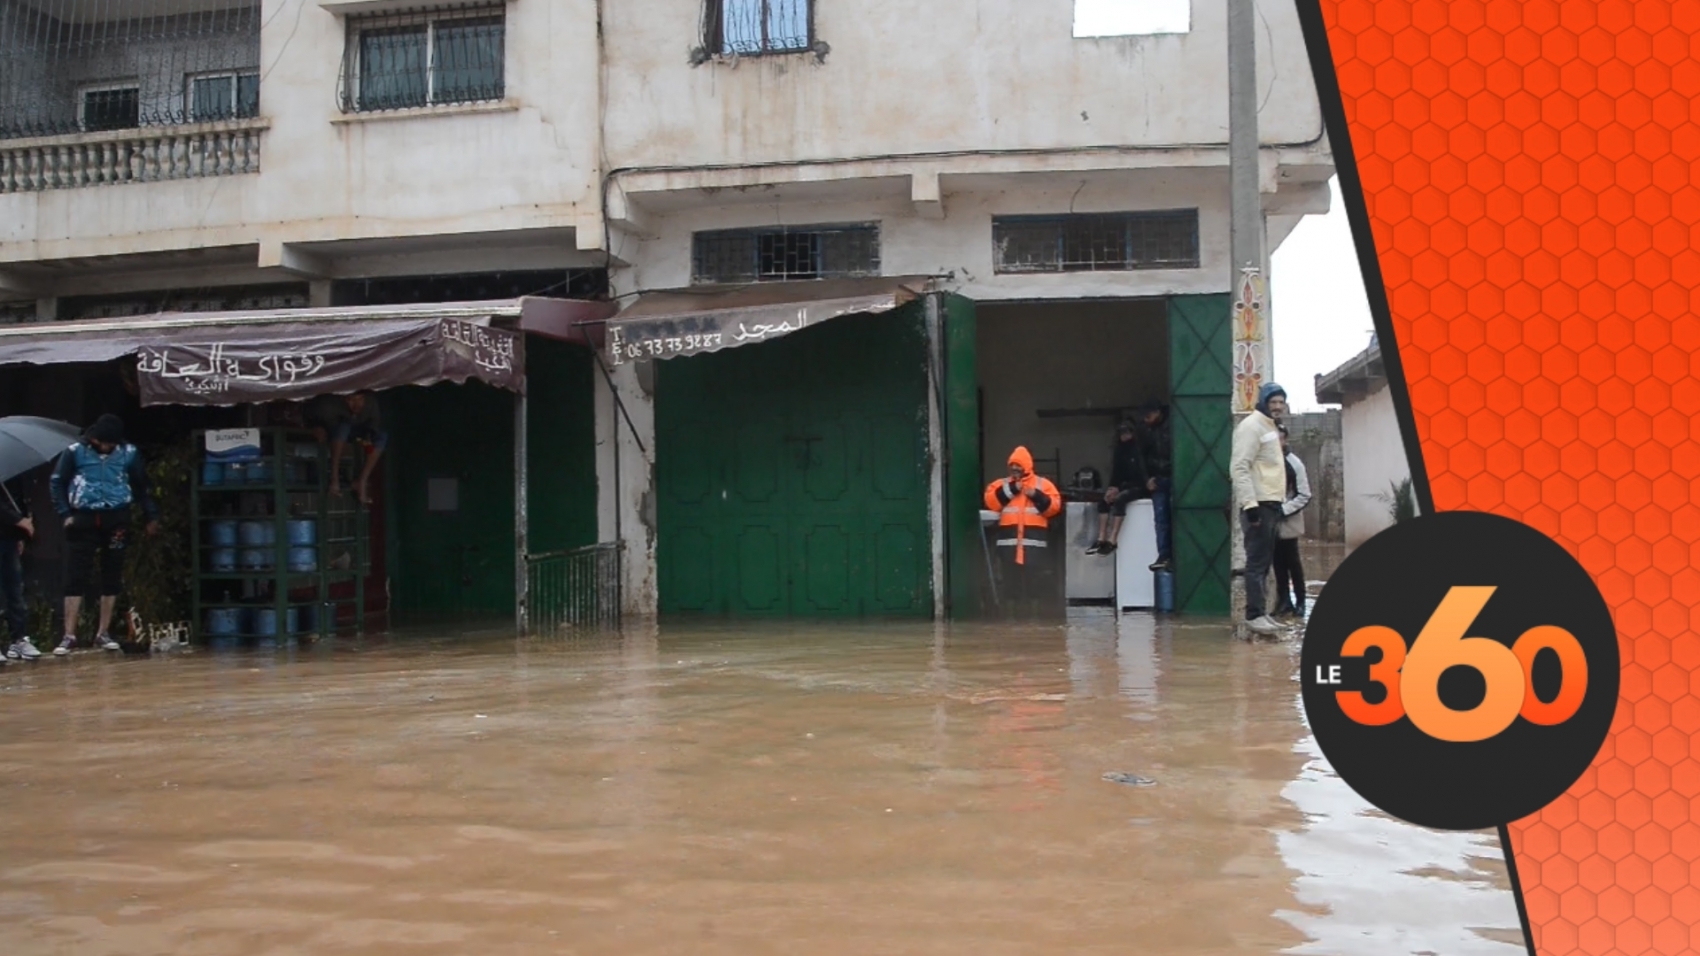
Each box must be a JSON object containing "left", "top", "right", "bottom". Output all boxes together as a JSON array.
[{"left": 0, "top": 610, "right": 1522, "bottom": 956}]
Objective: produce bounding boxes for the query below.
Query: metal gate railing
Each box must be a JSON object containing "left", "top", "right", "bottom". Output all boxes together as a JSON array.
[{"left": 525, "top": 542, "right": 623, "bottom": 633}]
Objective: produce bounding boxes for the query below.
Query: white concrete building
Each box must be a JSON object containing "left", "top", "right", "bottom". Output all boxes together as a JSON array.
[
  {"left": 1315, "top": 341, "right": 1418, "bottom": 551},
  {"left": 0, "top": 0, "right": 1334, "bottom": 626}
]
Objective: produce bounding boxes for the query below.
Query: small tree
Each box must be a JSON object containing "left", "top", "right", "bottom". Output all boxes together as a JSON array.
[{"left": 1370, "top": 476, "right": 1417, "bottom": 525}]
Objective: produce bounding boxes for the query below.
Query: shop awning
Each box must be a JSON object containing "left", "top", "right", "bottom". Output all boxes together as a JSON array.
[
  {"left": 0, "top": 297, "right": 617, "bottom": 407},
  {"left": 604, "top": 276, "right": 934, "bottom": 365}
]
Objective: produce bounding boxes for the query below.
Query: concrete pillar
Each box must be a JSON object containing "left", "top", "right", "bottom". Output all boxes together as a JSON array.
[{"left": 595, "top": 358, "right": 658, "bottom": 620}]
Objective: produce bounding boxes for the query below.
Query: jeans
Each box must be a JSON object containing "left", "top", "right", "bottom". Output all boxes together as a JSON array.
[
  {"left": 1152, "top": 478, "right": 1172, "bottom": 560},
  {"left": 0, "top": 542, "right": 26, "bottom": 641},
  {"left": 1241, "top": 502, "right": 1282, "bottom": 620}
]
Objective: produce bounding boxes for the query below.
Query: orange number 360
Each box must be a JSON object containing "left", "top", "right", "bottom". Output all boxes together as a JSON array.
[{"left": 1335, "top": 587, "right": 1588, "bottom": 741}]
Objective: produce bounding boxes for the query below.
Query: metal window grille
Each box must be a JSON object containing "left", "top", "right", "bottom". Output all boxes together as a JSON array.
[
  {"left": 58, "top": 284, "right": 310, "bottom": 321},
  {"left": 692, "top": 224, "right": 880, "bottom": 285},
  {"left": 339, "top": 6, "right": 505, "bottom": 114},
  {"left": 525, "top": 543, "right": 624, "bottom": 634},
  {"left": 992, "top": 211, "right": 1201, "bottom": 274},
  {"left": 706, "top": 0, "right": 813, "bottom": 56},
  {"left": 0, "top": 0, "right": 262, "bottom": 140},
  {"left": 188, "top": 71, "right": 259, "bottom": 122},
  {"left": 78, "top": 84, "right": 139, "bottom": 131}
]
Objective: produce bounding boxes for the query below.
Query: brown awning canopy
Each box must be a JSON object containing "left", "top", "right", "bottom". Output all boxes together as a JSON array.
[
  {"left": 604, "top": 275, "right": 934, "bottom": 366},
  {"left": 0, "top": 297, "right": 616, "bottom": 407}
]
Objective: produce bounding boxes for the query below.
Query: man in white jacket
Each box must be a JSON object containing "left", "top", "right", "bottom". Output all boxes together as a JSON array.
[{"left": 1230, "top": 383, "right": 1289, "bottom": 635}]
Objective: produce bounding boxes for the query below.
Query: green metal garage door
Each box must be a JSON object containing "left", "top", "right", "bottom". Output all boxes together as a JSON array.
[{"left": 656, "top": 305, "right": 932, "bottom": 618}]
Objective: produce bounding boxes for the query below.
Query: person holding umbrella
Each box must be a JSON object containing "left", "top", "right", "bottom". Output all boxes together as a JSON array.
[
  {"left": 0, "top": 415, "right": 85, "bottom": 661},
  {"left": 49, "top": 414, "right": 159, "bottom": 656},
  {"left": 0, "top": 476, "right": 34, "bottom": 662}
]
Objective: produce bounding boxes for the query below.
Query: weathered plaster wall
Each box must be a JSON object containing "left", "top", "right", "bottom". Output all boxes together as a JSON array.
[
  {"left": 601, "top": 0, "right": 1325, "bottom": 168},
  {"left": 1342, "top": 383, "right": 1414, "bottom": 550}
]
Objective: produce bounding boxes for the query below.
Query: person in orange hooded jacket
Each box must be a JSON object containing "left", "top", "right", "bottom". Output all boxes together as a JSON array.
[{"left": 984, "top": 446, "right": 1064, "bottom": 617}]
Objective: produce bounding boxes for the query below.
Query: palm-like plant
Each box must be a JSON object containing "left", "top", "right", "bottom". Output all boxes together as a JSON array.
[{"left": 1370, "top": 476, "right": 1417, "bottom": 525}]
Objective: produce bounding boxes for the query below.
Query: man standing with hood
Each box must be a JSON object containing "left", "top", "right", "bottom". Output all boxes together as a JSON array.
[
  {"left": 1137, "top": 402, "right": 1175, "bottom": 572},
  {"left": 50, "top": 414, "right": 160, "bottom": 656},
  {"left": 985, "top": 446, "right": 1064, "bottom": 618},
  {"left": 1230, "top": 384, "right": 1289, "bottom": 636}
]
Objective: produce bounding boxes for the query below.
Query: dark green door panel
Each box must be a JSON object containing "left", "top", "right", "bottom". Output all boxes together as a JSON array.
[
  {"left": 386, "top": 381, "right": 516, "bottom": 618},
  {"left": 524, "top": 337, "right": 598, "bottom": 554},
  {"left": 1167, "top": 294, "right": 1232, "bottom": 615},
  {"left": 942, "top": 294, "right": 982, "bottom": 618},
  {"left": 655, "top": 305, "right": 932, "bottom": 618},
  {"left": 388, "top": 337, "right": 596, "bottom": 621}
]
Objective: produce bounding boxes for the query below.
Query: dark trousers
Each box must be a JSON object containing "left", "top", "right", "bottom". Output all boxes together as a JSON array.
[
  {"left": 0, "top": 542, "right": 25, "bottom": 641},
  {"left": 996, "top": 545, "right": 1061, "bottom": 619},
  {"left": 1273, "top": 538, "right": 1306, "bottom": 613},
  {"left": 63, "top": 511, "right": 130, "bottom": 598},
  {"left": 1152, "top": 477, "right": 1172, "bottom": 560},
  {"left": 1241, "top": 502, "right": 1282, "bottom": 620}
]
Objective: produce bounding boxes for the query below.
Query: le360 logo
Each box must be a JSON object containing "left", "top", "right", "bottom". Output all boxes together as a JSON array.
[{"left": 1300, "top": 512, "right": 1619, "bottom": 832}]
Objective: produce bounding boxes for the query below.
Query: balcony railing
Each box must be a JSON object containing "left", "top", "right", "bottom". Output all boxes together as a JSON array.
[{"left": 0, "top": 118, "right": 266, "bottom": 195}]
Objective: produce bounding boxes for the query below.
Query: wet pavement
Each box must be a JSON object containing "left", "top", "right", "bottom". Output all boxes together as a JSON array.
[{"left": 0, "top": 600, "right": 1521, "bottom": 955}]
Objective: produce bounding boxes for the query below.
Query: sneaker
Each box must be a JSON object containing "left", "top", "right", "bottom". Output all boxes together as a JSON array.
[
  {"left": 1099, "top": 542, "right": 1117, "bottom": 555},
  {"left": 1149, "top": 558, "right": 1173, "bottom": 572},
  {"left": 8, "top": 638, "right": 39, "bottom": 661},
  {"left": 96, "top": 634, "right": 120, "bottom": 652},
  {"left": 1245, "top": 615, "right": 1283, "bottom": 636},
  {"left": 1085, "top": 542, "right": 1105, "bottom": 555},
  {"left": 53, "top": 635, "right": 75, "bottom": 657}
]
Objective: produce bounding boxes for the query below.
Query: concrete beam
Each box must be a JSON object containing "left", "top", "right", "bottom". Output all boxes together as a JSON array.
[
  {"left": 601, "top": 190, "right": 659, "bottom": 245},
  {"left": 575, "top": 214, "right": 607, "bottom": 252},
  {"left": 258, "top": 241, "right": 334, "bottom": 279},
  {"left": 911, "top": 171, "right": 945, "bottom": 220},
  {"left": 1260, "top": 152, "right": 1280, "bottom": 196},
  {"left": 1266, "top": 181, "right": 1331, "bottom": 217},
  {"left": 0, "top": 271, "right": 40, "bottom": 297}
]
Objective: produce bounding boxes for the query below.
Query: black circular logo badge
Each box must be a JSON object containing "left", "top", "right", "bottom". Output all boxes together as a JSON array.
[{"left": 1300, "top": 510, "right": 1619, "bottom": 832}]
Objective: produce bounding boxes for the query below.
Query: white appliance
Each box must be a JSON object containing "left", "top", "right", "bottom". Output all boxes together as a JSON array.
[
  {"left": 1064, "top": 502, "right": 1116, "bottom": 602},
  {"left": 1114, "top": 499, "right": 1158, "bottom": 611}
]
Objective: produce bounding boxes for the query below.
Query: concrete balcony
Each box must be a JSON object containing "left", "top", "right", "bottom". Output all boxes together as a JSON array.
[{"left": 0, "top": 117, "right": 266, "bottom": 194}]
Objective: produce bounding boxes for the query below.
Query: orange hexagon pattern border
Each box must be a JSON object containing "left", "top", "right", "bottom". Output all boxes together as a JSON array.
[{"left": 1301, "top": 1, "right": 1700, "bottom": 954}]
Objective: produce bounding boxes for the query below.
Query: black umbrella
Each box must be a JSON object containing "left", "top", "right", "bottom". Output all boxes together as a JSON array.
[{"left": 0, "top": 416, "right": 81, "bottom": 509}]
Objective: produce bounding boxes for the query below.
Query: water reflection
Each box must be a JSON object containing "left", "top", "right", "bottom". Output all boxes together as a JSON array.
[{"left": 0, "top": 614, "right": 1522, "bottom": 956}]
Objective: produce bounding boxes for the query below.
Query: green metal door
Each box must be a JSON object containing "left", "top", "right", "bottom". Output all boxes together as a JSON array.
[
  {"left": 656, "top": 305, "right": 932, "bottom": 618},
  {"left": 386, "top": 381, "right": 517, "bottom": 619},
  {"left": 1167, "top": 294, "right": 1233, "bottom": 614}
]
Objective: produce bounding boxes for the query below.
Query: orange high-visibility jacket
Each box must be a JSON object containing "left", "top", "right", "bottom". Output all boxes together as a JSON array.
[{"left": 984, "top": 446, "right": 1063, "bottom": 565}]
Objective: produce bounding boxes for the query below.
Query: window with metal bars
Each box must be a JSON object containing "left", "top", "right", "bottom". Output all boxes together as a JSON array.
[
  {"left": 188, "top": 72, "right": 260, "bottom": 122},
  {"left": 0, "top": 1, "right": 261, "bottom": 140},
  {"left": 692, "top": 224, "right": 881, "bottom": 285},
  {"left": 78, "top": 84, "right": 140, "bottom": 132},
  {"left": 992, "top": 211, "right": 1201, "bottom": 274},
  {"left": 704, "top": 0, "right": 813, "bottom": 56},
  {"left": 339, "top": 6, "right": 505, "bottom": 114}
]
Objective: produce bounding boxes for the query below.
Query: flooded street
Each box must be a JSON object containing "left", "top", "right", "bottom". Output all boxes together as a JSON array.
[{"left": 0, "top": 611, "right": 1521, "bottom": 956}]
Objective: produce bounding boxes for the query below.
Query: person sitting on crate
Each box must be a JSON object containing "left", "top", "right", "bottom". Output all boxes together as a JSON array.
[
  {"left": 307, "top": 392, "right": 387, "bottom": 506},
  {"left": 49, "top": 415, "right": 160, "bottom": 656},
  {"left": 1086, "top": 418, "right": 1149, "bottom": 556}
]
